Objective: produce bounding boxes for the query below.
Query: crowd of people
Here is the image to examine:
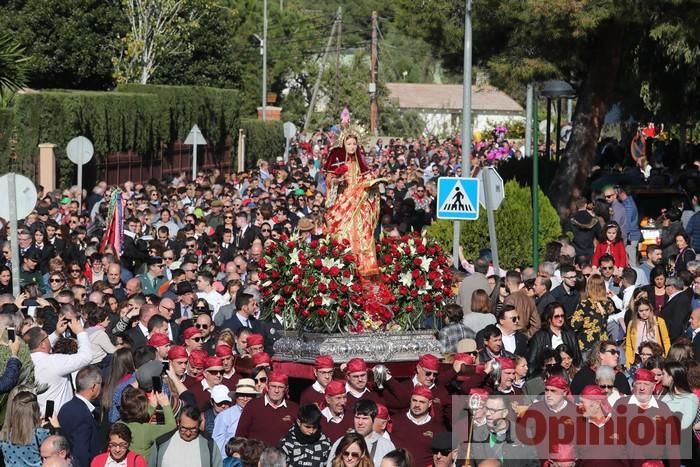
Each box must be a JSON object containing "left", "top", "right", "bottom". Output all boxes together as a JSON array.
[{"left": 0, "top": 127, "right": 697, "bottom": 467}]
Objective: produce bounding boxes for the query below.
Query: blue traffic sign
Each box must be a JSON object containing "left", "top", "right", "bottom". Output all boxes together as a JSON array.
[{"left": 436, "top": 177, "right": 480, "bottom": 220}]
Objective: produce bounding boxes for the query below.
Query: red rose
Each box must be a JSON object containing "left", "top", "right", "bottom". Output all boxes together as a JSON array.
[
  {"left": 310, "top": 239, "right": 319, "bottom": 249},
  {"left": 276, "top": 256, "right": 286, "bottom": 264},
  {"left": 258, "top": 271, "right": 267, "bottom": 280},
  {"left": 334, "top": 164, "right": 349, "bottom": 177},
  {"left": 383, "top": 254, "right": 393, "bottom": 264},
  {"left": 341, "top": 299, "right": 349, "bottom": 308},
  {"left": 277, "top": 297, "right": 286, "bottom": 306},
  {"left": 343, "top": 254, "right": 354, "bottom": 263},
  {"left": 413, "top": 257, "right": 422, "bottom": 266},
  {"left": 338, "top": 310, "right": 345, "bottom": 317},
  {"left": 318, "top": 283, "right": 327, "bottom": 293},
  {"left": 424, "top": 303, "right": 434, "bottom": 312},
  {"left": 330, "top": 266, "right": 340, "bottom": 276},
  {"left": 410, "top": 289, "right": 418, "bottom": 298},
  {"left": 352, "top": 312, "right": 361, "bottom": 320},
  {"left": 302, "top": 310, "right": 310, "bottom": 318},
  {"left": 258, "top": 258, "right": 267, "bottom": 267},
  {"left": 329, "top": 281, "right": 338, "bottom": 291},
  {"left": 411, "top": 269, "right": 421, "bottom": 279},
  {"left": 340, "top": 284, "right": 349, "bottom": 293},
  {"left": 343, "top": 270, "right": 351, "bottom": 278},
  {"left": 342, "top": 239, "right": 350, "bottom": 247},
  {"left": 423, "top": 294, "right": 432, "bottom": 303},
  {"left": 406, "top": 304, "right": 414, "bottom": 313},
  {"left": 314, "top": 258, "right": 322, "bottom": 268},
  {"left": 332, "top": 249, "right": 340, "bottom": 258},
  {"left": 292, "top": 276, "right": 299, "bottom": 284},
  {"left": 274, "top": 306, "right": 281, "bottom": 314},
  {"left": 403, "top": 246, "right": 411, "bottom": 254},
  {"left": 307, "top": 276, "right": 316, "bottom": 284},
  {"left": 351, "top": 282, "right": 362, "bottom": 292},
  {"left": 318, "top": 308, "right": 328, "bottom": 316},
  {"left": 434, "top": 280, "right": 443, "bottom": 289},
  {"left": 415, "top": 277, "right": 426, "bottom": 287},
  {"left": 329, "top": 292, "right": 338, "bottom": 300},
  {"left": 299, "top": 258, "right": 308, "bottom": 267},
  {"left": 287, "top": 241, "right": 296, "bottom": 249},
  {"left": 321, "top": 266, "right": 329, "bottom": 274},
  {"left": 417, "top": 244, "right": 426, "bottom": 254},
  {"left": 319, "top": 245, "right": 328, "bottom": 254},
  {"left": 434, "top": 294, "right": 444, "bottom": 302},
  {"left": 271, "top": 270, "right": 281, "bottom": 279},
  {"left": 399, "top": 286, "right": 408, "bottom": 296},
  {"left": 280, "top": 233, "right": 288, "bottom": 242},
  {"left": 428, "top": 271, "right": 440, "bottom": 281},
  {"left": 314, "top": 297, "right": 323, "bottom": 306}
]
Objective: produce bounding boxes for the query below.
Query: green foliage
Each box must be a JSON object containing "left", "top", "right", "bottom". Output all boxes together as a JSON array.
[
  {"left": 0, "top": 0, "right": 126, "bottom": 90},
  {"left": 426, "top": 181, "right": 561, "bottom": 269},
  {"left": 0, "top": 34, "right": 29, "bottom": 107},
  {"left": 1, "top": 85, "right": 240, "bottom": 185},
  {"left": 240, "top": 119, "right": 284, "bottom": 170}
]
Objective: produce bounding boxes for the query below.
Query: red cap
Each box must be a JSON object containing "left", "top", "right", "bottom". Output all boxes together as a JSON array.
[
  {"left": 549, "top": 444, "right": 577, "bottom": 462},
  {"left": 454, "top": 353, "right": 475, "bottom": 365},
  {"left": 544, "top": 376, "right": 570, "bottom": 393},
  {"left": 247, "top": 334, "right": 264, "bottom": 347},
  {"left": 580, "top": 385, "right": 611, "bottom": 413},
  {"left": 376, "top": 403, "right": 390, "bottom": 420},
  {"left": 182, "top": 327, "right": 201, "bottom": 341},
  {"left": 167, "top": 345, "right": 188, "bottom": 361},
  {"left": 252, "top": 352, "right": 271, "bottom": 367},
  {"left": 346, "top": 358, "right": 367, "bottom": 374},
  {"left": 412, "top": 385, "right": 433, "bottom": 401},
  {"left": 205, "top": 356, "right": 223, "bottom": 369},
  {"left": 147, "top": 333, "right": 170, "bottom": 347},
  {"left": 268, "top": 372, "right": 288, "bottom": 385},
  {"left": 468, "top": 387, "right": 490, "bottom": 402},
  {"left": 496, "top": 357, "right": 515, "bottom": 370},
  {"left": 635, "top": 369, "right": 655, "bottom": 383},
  {"left": 189, "top": 349, "right": 208, "bottom": 368},
  {"left": 315, "top": 355, "right": 334, "bottom": 370},
  {"left": 418, "top": 354, "right": 440, "bottom": 371},
  {"left": 215, "top": 344, "right": 233, "bottom": 358},
  {"left": 325, "top": 380, "right": 346, "bottom": 397}
]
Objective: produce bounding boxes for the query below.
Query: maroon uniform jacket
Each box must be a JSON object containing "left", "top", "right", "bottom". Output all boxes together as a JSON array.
[
  {"left": 300, "top": 383, "right": 326, "bottom": 408},
  {"left": 320, "top": 410, "right": 354, "bottom": 442},
  {"left": 391, "top": 411, "right": 446, "bottom": 466},
  {"left": 382, "top": 376, "right": 453, "bottom": 428},
  {"left": 236, "top": 396, "right": 299, "bottom": 446}
]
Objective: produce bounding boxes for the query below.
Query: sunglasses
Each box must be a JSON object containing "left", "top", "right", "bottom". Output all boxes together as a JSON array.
[
  {"left": 422, "top": 370, "right": 438, "bottom": 377},
  {"left": 261, "top": 228, "right": 271, "bottom": 232},
  {"left": 195, "top": 307, "right": 209, "bottom": 313},
  {"left": 163, "top": 256, "right": 174, "bottom": 260},
  {"left": 207, "top": 369, "right": 224, "bottom": 375},
  {"left": 71, "top": 269, "right": 82, "bottom": 273},
  {"left": 552, "top": 314, "right": 565, "bottom": 319},
  {"left": 598, "top": 384, "right": 614, "bottom": 389},
  {"left": 602, "top": 349, "right": 619, "bottom": 355},
  {"left": 343, "top": 452, "right": 361, "bottom": 459},
  {"left": 195, "top": 323, "right": 209, "bottom": 330},
  {"left": 255, "top": 376, "right": 268, "bottom": 384},
  {"left": 600, "top": 266, "right": 614, "bottom": 270},
  {"left": 49, "top": 278, "right": 64, "bottom": 283},
  {"left": 432, "top": 449, "right": 451, "bottom": 457},
  {"left": 224, "top": 216, "right": 233, "bottom": 219},
  {"left": 190, "top": 337, "right": 202, "bottom": 343}
]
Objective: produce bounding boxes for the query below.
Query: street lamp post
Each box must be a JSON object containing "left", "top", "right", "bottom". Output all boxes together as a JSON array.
[{"left": 533, "top": 80, "right": 575, "bottom": 269}]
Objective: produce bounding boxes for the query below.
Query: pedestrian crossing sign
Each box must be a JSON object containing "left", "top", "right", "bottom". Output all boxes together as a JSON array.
[{"left": 436, "top": 177, "right": 480, "bottom": 220}]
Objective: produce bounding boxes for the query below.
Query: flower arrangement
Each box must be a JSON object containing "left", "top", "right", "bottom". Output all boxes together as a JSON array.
[
  {"left": 258, "top": 232, "right": 455, "bottom": 334},
  {"left": 376, "top": 233, "right": 455, "bottom": 330}
]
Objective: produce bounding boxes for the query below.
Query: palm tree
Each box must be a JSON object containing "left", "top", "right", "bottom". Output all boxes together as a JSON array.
[{"left": 0, "top": 33, "right": 29, "bottom": 107}]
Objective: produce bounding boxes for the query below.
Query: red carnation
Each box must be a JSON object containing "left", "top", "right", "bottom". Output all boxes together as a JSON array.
[
  {"left": 318, "top": 283, "right": 327, "bottom": 293},
  {"left": 411, "top": 269, "right": 421, "bottom": 279},
  {"left": 383, "top": 254, "right": 393, "bottom": 264},
  {"left": 319, "top": 245, "right": 328, "bottom": 254},
  {"left": 287, "top": 241, "right": 296, "bottom": 249},
  {"left": 258, "top": 258, "right": 267, "bottom": 267},
  {"left": 351, "top": 282, "right": 362, "bottom": 292},
  {"left": 413, "top": 257, "right": 422, "bottom": 266},
  {"left": 330, "top": 266, "right": 340, "bottom": 276},
  {"left": 321, "top": 266, "right": 329, "bottom": 274},
  {"left": 338, "top": 310, "right": 345, "bottom": 317},
  {"left": 318, "top": 308, "right": 328, "bottom": 316},
  {"left": 302, "top": 310, "right": 310, "bottom": 318},
  {"left": 276, "top": 256, "right": 286, "bottom": 264},
  {"left": 313, "top": 258, "right": 322, "bottom": 268},
  {"left": 314, "top": 297, "right": 323, "bottom": 306}
]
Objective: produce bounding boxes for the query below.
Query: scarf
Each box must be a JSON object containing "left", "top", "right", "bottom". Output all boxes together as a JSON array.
[{"left": 293, "top": 422, "right": 322, "bottom": 445}]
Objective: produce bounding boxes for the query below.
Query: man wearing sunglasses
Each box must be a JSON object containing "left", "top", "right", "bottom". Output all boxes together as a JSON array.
[
  {"left": 189, "top": 356, "right": 225, "bottom": 410},
  {"left": 495, "top": 305, "right": 528, "bottom": 358},
  {"left": 382, "top": 354, "right": 453, "bottom": 428}
]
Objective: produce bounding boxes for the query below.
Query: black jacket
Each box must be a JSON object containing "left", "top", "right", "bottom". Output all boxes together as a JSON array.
[
  {"left": 661, "top": 291, "right": 692, "bottom": 342},
  {"left": 527, "top": 327, "right": 581, "bottom": 376},
  {"left": 567, "top": 209, "right": 601, "bottom": 259}
]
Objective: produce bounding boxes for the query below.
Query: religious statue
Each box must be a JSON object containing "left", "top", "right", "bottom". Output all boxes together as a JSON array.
[{"left": 324, "top": 126, "right": 383, "bottom": 276}]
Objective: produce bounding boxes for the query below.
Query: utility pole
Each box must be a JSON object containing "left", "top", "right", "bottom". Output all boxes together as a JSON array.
[
  {"left": 303, "top": 7, "right": 341, "bottom": 132},
  {"left": 335, "top": 7, "right": 342, "bottom": 112},
  {"left": 262, "top": 0, "right": 268, "bottom": 121},
  {"left": 370, "top": 11, "right": 378, "bottom": 135},
  {"left": 452, "top": 0, "right": 473, "bottom": 265}
]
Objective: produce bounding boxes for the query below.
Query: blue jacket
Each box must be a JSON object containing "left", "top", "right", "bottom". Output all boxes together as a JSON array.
[
  {"left": 686, "top": 210, "right": 700, "bottom": 251},
  {"left": 57, "top": 396, "right": 103, "bottom": 467},
  {"left": 0, "top": 357, "right": 21, "bottom": 393},
  {"left": 621, "top": 196, "right": 641, "bottom": 242}
]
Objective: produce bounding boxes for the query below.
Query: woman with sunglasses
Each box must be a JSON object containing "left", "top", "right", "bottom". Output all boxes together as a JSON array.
[
  {"left": 570, "top": 340, "right": 631, "bottom": 396},
  {"left": 595, "top": 365, "right": 622, "bottom": 407},
  {"left": 624, "top": 298, "right": 670, "bottom": 367},
  {"left": 331, "top": 433, "right": 373, "bottom": 467},
  {"left": 65, "top": 260, "right": 88, "bottom": 288}
]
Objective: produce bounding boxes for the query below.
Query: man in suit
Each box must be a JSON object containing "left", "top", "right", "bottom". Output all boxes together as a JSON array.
[
  {"left": 57, "top": 365, "right": 104, "bottom": 467},
  {"left": 221, "top": 292, "right": 260, "bottom": 334},
  {"left": 233, "top": 211, "right": 258, "bottom": 252},
  {"left": 688, "top": 308, "right": 700, "bottom": 361},
  {"left": 45, "top": 220, "right": 66, "bottom": 256},
  {"left": 495, "top": 304, "right": 528, "bottom": 357},
  {"left": 173, "top": 280, "right": 197, "bottom": 323},
  {"left": 457, "top": 256, "right": 490, "bottom": 315},
  {"left": 126, "top": 303, "right": 158, "bottom": 349},
  {"left": 121, "top": 217, "right": 150, "bottom": 273},
  {"left": 661, "top": 276, "right": 692, "bottom": 342}
]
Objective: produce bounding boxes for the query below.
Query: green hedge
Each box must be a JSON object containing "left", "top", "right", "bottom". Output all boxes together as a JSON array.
[
  {"left": 0, "top": 85, "right": 241, "bottom": 185},
  {"left": 240, "top": 119, "right": 285, "bottom": 170},
  {"left": 427, "top": 180, "right": 561, "bottom": 269},
  {"left": 0, "top": 109, "right": 13, "bottom": 173}
]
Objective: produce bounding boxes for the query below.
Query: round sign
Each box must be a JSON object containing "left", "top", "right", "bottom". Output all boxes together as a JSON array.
[
  {"left": 283, "top": 122, "right": 297, "bottom": 140},
  {"left": 66, "top": 136, "right": 94, "bottom": 165},
  {"left": 560, "top": 124, "right": 572, "bottom": 144},
  {"left": 0, "top": 174, "right": 38, "bottom": 220}
]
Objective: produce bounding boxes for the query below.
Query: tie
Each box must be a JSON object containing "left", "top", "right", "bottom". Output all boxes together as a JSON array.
[
  {"left": 92, "top": 408, "right": 101, "bottom": 423},
  {"left": 687, "top": 328, "right": 695, "bottom": 340}
]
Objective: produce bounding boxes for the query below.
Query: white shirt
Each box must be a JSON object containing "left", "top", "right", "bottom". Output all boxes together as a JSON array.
[
  {"left": 162, "top": 433, "right": 203, "bottom": 467},
  {"left": 406, "top": 410, "right": 432, "bottom": 426},
  {"left": 198, "top": 289, "right": 226, "bottom": 318},
  {"left": 498, "top": 326, "right": 516, "bottom": 354},
  {"left": 311, "top": 381, "right": 325, "bottom": 394},
  {"left": 264, "top": 394, "right": 287, "bottom": 409},
  {"left": 321, "top": 406, "right": 344, "bottom": 423},
  {"left": 76, "top": 393, "right": 96, "bottom": 413},
  {"left": 550, "top": 331, "right": 564, "bottom": 350},
  {"left": 31, "top": 331, "right": 93, "bottom": 416},
  {"left": 345, "top": 383, "right": 369, "bottom": 399}
]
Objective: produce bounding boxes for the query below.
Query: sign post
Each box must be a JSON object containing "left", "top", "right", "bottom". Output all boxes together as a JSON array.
[
  {"left": 66, "top": 136, "right": 94, "bottom": 205},
  {"left": 283, "top": 122, "right": 297, "bottom": 163},
  {"left": 0, "top": 173, "right": 38, "bottom": 296},
  {"left": 437, "top": 177, "right": 480, "bottom": 222},
  {"left": 479, "top": 167, "right": 503, "bottom": 272},
  {"left": 184, "top": 125, "right": 207, "bottom": 180}
]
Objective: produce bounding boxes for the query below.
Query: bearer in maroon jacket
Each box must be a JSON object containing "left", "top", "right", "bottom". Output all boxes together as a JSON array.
[
  {"left": 189, "top": 356, "right": 225, "bottom": 410},
  {"left": 216, "top": 344, "right": 239, "bottom": 391},
  {"left": 390, "top": 385, "right": 446, "bottom": 466},
  {"left": 320, "top": 380, "right": 353, "bottom": 442},
  {"left": 382, "top": 354, "right": 452, "bottom": 428},
  {"left": 344, "top": 357, "right": 381, "bottom": 405},
  {"left": 235, "top": 371, "right": 299, "bottom": 446},
  {"left": 301, "top": 355, "right": 335, "bottom": 407}
]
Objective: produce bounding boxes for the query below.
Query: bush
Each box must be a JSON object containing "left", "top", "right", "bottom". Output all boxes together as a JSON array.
[
  {"left": 239, "top": 119, "right": 285, "bottom": 170},
  {"left": 426, "top": 180, "right": 561, "bottom": 269}
]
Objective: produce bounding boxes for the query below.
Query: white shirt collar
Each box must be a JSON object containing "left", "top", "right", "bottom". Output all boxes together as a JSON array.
[
  {"left": 406, "top": 410, "right": 431, "bottom": 425},
  {"left": 321, "top": 406, "right": 344, "bottom": 423},
  {"left": 411, "top": 375, "right": 435, "bottom": 390},
  {"left": 76, "top": 394, "right": 96, "bottom": 413},
  {"left": 264, "top": 394, "right": 287, "bottom": 408},
  {"left": 345, "top": 383, "right": 369, "bottom": 398},
  {"left": 312, "top": 381, "right": 325, "bottom": 394},
  {"left": 138, "top": 322, "right": 149, "bottom": 336},
  {"left": 629, "top": 394, "right": 659, "bottom": 408}
]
